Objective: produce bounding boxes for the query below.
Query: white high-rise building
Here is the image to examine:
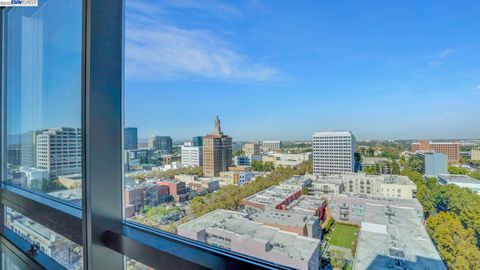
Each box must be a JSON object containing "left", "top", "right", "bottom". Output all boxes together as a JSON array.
[
  {"left": 181, "top": 142, "right": 203, "bottom": 167},
  {"left": 36, "top": 127, "right": 82, "bottom": 179},
  {"left": 312, "top": 131, "right": 356, "bottom": 175}
]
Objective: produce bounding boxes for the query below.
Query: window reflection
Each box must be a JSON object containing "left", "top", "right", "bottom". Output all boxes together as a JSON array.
[
  {"left": 4, "top": 0, "right": 83, "bottom": 204},
  {"left": 5, "top": 207, "right": 83, "bottom": 269}
]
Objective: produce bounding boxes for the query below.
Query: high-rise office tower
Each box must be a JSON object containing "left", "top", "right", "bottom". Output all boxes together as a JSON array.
[
  {"left": 124, "top": 127, "right": 138, "bottom": 150},
  {"left": 203, "top": 116, "right": 233, "bottom": 177},
  {"left": 36, "top": 127, "right": 82, "bottom": 179},
  {"left": 192, "top": 136, "right": 203, "bottom": 147},
  {"left": 312, "top": 131, "right": 356, "bottom": 175},
  {"left": 148, "top": 135, "right": 173, "bottom": 154}
]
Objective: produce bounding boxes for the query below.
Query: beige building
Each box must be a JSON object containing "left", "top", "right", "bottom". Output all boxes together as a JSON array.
[
  {"left": 319, "top": 173, "right": 417, "bottom": 199},
  {"left": 202, "top": 116, "right": 233, "bottom": 177},
  {"left": 243, "top": 143, "right": 260, "bottom": 156},
  {"left": 471, "top": 148, "right": 480, "bottom": 161}
]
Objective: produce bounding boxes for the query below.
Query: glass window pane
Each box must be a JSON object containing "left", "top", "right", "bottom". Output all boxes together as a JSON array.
[
  {"left": 4, "top": 0, "right": 83, "bottom": 205},
  {"left": 1, "top": 241, "right": 35, "bottom": 270},
  {"left": 5, "top": 207, "right": 83, "bottom": 269},
  {"left": 123, "top": 1, "right": 320, "bottom": 269}
]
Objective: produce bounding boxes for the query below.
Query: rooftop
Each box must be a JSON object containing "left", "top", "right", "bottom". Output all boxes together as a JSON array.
[
  {"left": 287, "top": 195, "right": 326, "bottom": 213},
  {"left": 250, "top": 209, "right": 317, "bottom": 228},
  {"left": 438, "top": 174, "right": 480, "bottom": 184},
  {"left": 313, "top": 131, "right": 353, "bottom": 137},
  {"left": 243, "top": 185, "right": 300, "bottom": 207},
  {"left": 47, "top": 188, "right": 82, "bottom": 203},
  {"left": 179, "top": 209, "right": 320, "bottom": 262},
  {"left": 281, "top": 175, "right": 314, "bottom": 188},
  {"left": 330, "top": 194, "right": 423, "bottom": 211},
  {"left": 353, "top": 203, "right": 446, "bottom": 270},
  {"left": 381, "top": 175, "right": 414, "bottom": 186}
]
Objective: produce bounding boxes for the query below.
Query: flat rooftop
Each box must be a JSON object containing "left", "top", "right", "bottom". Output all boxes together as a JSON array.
[
  {"left": 243, "top": 185, "right": 300, "bottom": 207},
  {"left": 438, "top": 174, "right": 479, "bottom": 184},
  {"left": 48, "top": 188, "right": 82, "bottom": 203},
  {"left": 250, "top": 209, "right": 316, "bottom": 228},
  {"left": 281, "top": 175, "right": 314, "bottom": 187},
  {"left": 353, "top": 204, "right": 446, "bottom": 270},
  {"left": 331, "top": 194, "right": 423, "bottom": 211},
  {"left": 179, "top": 210, "right": 320, "bottom": 262},
  {"left": 287, "top": 196, "right": 325, "bottom": 213},
  {"left": 313, "top": 131, "right": 353, "bottom": 137},
  {"left": 313, "top": 174, "right": 344, "bottom": 184},
  {"left": 381, "top": 175, "right": 414, "bottom": 185}
]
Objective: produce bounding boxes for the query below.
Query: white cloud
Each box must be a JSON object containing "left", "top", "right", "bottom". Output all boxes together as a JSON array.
[
  {"left": 429, "top": 48, "right": 455, "bottom": 66},
  {"left": 165, "top": 0, "right": 243, "bottom": 17},
  {"left": 125, "top": 1, "right": 275, "bottom": 82}
]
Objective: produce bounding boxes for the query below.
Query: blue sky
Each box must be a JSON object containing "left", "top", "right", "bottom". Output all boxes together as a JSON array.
[
  {"left": 9, "top": 1, "right": 480, "bottom": 142},
  {"left": 7, "top": 0, "right": 82, "bottom": 142},
  {"left": 125, "top": 0, "right": 480, "bottom": 141}
]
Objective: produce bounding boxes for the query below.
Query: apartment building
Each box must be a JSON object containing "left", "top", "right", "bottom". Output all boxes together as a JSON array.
[
  {"left": 351, "top": 197, "right": 446, "bottom": 270},
  {"left": 312, "top": 131, "right": 356, "bottom": 175},
  {"left": 411, "top": 140, "right": 460, "bottom": 164},
  {"left": 341, "top": 173, "right": 417, "bottom": 199},
  {"left": 178, "top": 210, "right": 320, "bottom": 270},
  {"left": 250, "top": 209, "right": 321, "bottom": 239},
  {"left": 157, "top": 179, "right": 187, "bottom": 202},
  {"left": 310, "top": 175, "right": 345, "bottom": 196}
]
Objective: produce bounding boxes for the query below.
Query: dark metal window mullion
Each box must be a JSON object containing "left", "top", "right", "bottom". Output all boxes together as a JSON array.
[{"left": 82, "top": 0, "right": 124, "bottom": 269}]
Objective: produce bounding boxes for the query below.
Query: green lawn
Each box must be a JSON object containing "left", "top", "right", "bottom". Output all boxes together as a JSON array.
[{"left": 329, "top": 223, "right": 359, "bottom": 249}]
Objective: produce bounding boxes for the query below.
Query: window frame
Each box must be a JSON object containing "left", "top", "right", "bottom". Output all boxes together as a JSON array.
[{"left": 0, "top": 1, "right": 294, "bottom": 269}]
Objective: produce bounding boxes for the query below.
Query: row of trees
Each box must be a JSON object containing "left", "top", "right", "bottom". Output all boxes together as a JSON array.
[
  {"left": 132, "top": 166, "right": 204, "bottom": 181},
  {"left": 402, "top": 164, "right": 480, "bottom": 269},
  {"left": 190, "top": 161, "right": 313, "bottom": 218},
  {"left": 448, "top": 165, "right": 480, "bottom": 180},
  {"left": 363, "top": 158, "right": 400, "bottom": 175},
  {"left": 251, "top": 160, "right": 275, "bottom": 172}
]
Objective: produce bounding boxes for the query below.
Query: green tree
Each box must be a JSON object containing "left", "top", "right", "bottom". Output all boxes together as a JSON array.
[
  {"left": 251, "top": 160, "right": 275, "bottom": 172},
  {"left": 469, "top": 170, "right": 480, "bottom": 180},
  {"left": 427, "top": 212, "right": 480, "bottom": 270},
  {"left": 364, "top": 166, "right": 378, "bottom": 175},
  {"left": 448, "top": 166, "right": 468, "bottom": 175},
  {"left": 390, "top": 159, "right": 401, "bottom": 174}
]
